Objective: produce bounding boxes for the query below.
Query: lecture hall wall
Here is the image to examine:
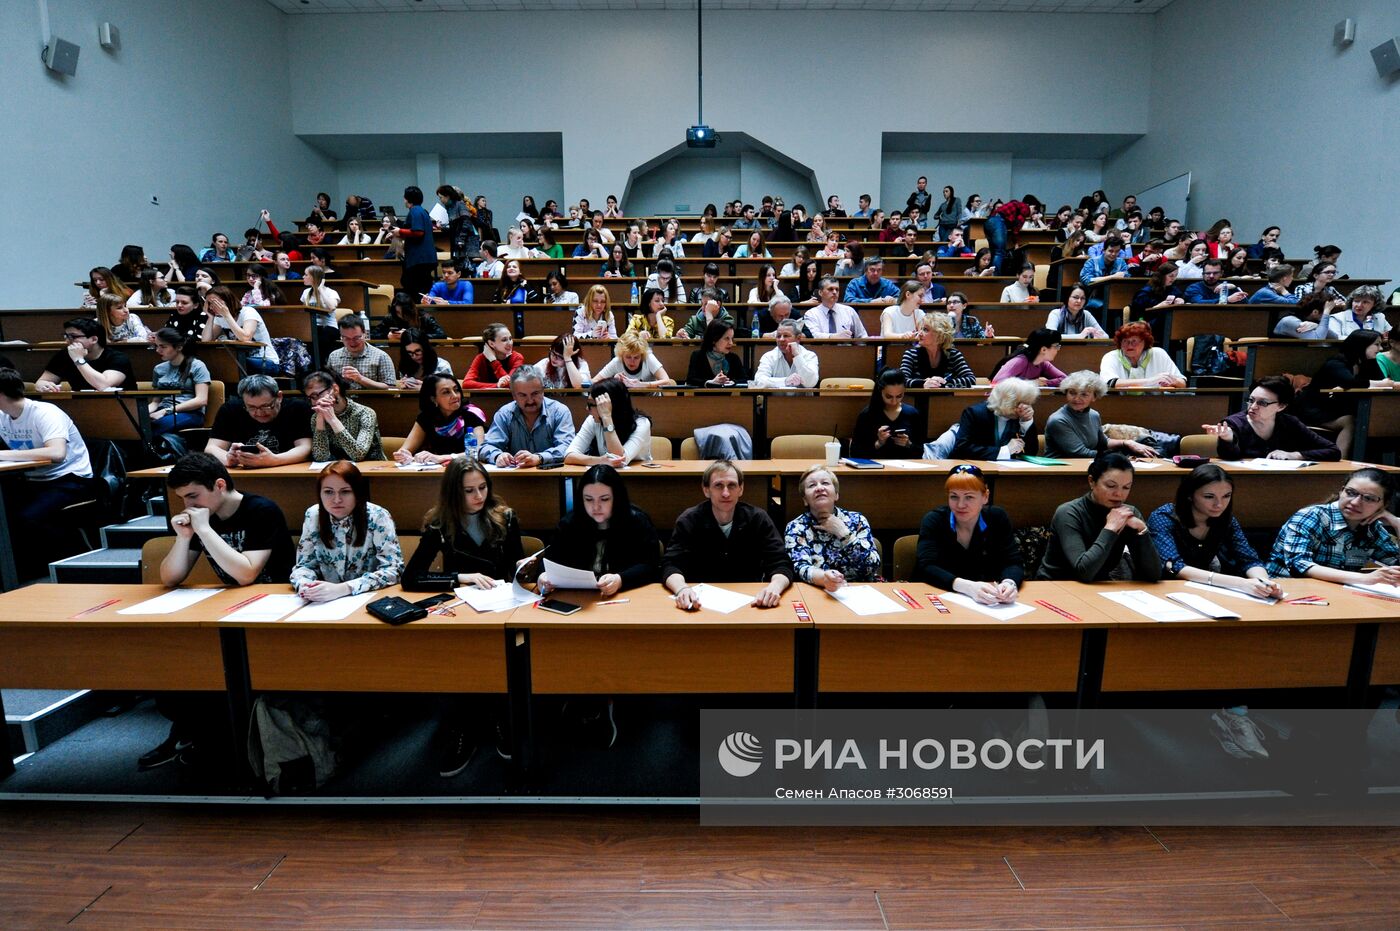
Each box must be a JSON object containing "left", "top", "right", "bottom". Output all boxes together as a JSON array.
[
  {"left": 1105, "top": 0, "right": 1400, "bottom": 279},
  {"left": 0, "top": 0, "right": 333, "bottom": 308}
]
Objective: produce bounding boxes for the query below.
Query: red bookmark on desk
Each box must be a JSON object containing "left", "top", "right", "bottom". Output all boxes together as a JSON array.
[
  {"left": 1035, "top": 600, "right": 1083, "bottom": 622},
  {"left": 791, "top": 601, "right": 811, "bottom": 622},
  {"left": 925, "top": 595, "right": 951, "bottom": 614},
  {"left": 224, "top": 593, "right": 266, "bottom": 613},
  {"left": 71, "top": 598, "right": 120, "bottom": 618},
  {"left": 894, "top": 588, "right": 923, "bottom": 610}
]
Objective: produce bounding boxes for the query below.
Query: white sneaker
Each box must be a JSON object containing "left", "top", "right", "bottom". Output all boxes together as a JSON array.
[{"left": 1211, "top": 710, "right": 1269, "bottom": 760}]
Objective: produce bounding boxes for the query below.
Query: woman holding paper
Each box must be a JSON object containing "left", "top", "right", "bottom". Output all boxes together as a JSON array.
[
  {"left": 1267, "top": 467, "right": 1400, "bottom": 585},
  {"left": 784, "top": 466, "right": 883, "bottom": 592},
  {"left": 536, "top": 465, "right": 660, "bottom": 598},
  {"left": 1036, "top": 453, "right": 1162, "bottom": 582},
  {"left": 1146, "top": 464, "right": 1281, "bottom": 598},
  {"left": 915, "top": 464, "right": 1023, "bottom": 604},
  {"left": 290, "top": 461, "right": 404, "bottom": 603}
]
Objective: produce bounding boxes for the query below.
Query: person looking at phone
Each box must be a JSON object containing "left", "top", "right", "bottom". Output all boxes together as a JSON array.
[
  {"left": 663, "top": 459, "right": 795, "bottom": 610},
  {"left": 850, "top": 368, "right": 925, "bottom": 459},
  {"left": 205, "top": 374, "right": 312, "bottom": 469},
  {"left": 141, "top": 452, "right": 294, "bottom": 771}
]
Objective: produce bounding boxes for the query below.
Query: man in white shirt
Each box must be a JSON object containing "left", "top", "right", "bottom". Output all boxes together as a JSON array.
[
  {"left": 0, "top": 367, "right": 93, "bottom": 580},
  {"left": 753, "top": 321, "right": 820, "bottom": 388},
  {"left": 476, "top": 241, "right": 504, "bottom": 279},
  {"left": 804, "top": 277, "right": 869, "bottom": 338}
]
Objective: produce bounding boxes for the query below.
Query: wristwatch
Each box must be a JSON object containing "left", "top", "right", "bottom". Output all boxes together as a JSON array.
[
  {"left": 74, "top": 358, "right": 89, "bottom": 366},
  {"left": 602, "top": 422, "right": 616, "bottom": 433}
]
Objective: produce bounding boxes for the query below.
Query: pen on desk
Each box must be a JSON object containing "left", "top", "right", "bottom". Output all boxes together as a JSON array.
[
  {"left": 597, "top": 598, "right": 630, "bottom": 606},
  {"left": 1035, "top": 600, "right": 1083, "bottom": 622},
  {"left": 893, "top": 588, "right": 922, "bottom": 610},
  {"left": 224, "top": 593, "right": 267, "bottom": 613},
  {"left": 71, "top": 598, "right": 121, "bottom": 618},
  {"left": 1298, "top": 462, "right": 1318, "bottom": 468}
]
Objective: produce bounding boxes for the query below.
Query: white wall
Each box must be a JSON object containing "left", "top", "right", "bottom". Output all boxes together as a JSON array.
[
  {"left": 0, "top": 0, "right": 334, "bottom": 308},
  {"left": 441, "top": 159, "right": 565, "bottom": 226},
  {"left": 880, "top": 154, "right": 1012, "bottom": 216},
  {"left": 1105, "top": 0, "right": 1400, "bottom": 280},
  {"left": 285, "top": 11, "right": 1150, "bottom": 215},
  {"left": 1011, "top": 159, "right": 1104, "bottom": 211},
  {"left": 336, "top": 159, "right": 416, "bottom": 208},
  {"left": 628, "top": 158, "right": 740, "bottom": 217}
]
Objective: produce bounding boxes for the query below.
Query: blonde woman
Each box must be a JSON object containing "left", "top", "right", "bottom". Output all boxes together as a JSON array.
[
  {"left": 97, "top": 292, "right": 151, "bottom": 342},
  {"left": 594, "top": 330, "right": 676, "bottom": 389},
  {"left": 899, "top": 312, "right": 976, "bottom": 388},
  {"left": 573, "top": 284, "right": 618, "bottom": 339},
  {"left": 951, "top": 377, "right": 1041, "bottom": 460}
]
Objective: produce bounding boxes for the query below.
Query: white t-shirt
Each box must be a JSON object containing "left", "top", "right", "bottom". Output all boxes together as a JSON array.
[
  {"left": 747, "top": 287, "right": 789, "bottom": 305},
  {"left": 0, "top": 400, "right": 92, "bottom": 481},
  {"left": 596, "top": 351, "right": 664, "bottom": 381},
  {"left": 567, "top": 414, "right": 653, "bottom": 464},
  {"left": 1099, "top": 346, "right": 1183, "bottom": 384},
  {"left": 880, "top": 305, "right": 922, "bottom": 336},
  {"left": 210, "top": 306, "right": 279, "bottom": 364},
  {"left": 1000, "top": 281, "right": 1033, "bottom": 302}
]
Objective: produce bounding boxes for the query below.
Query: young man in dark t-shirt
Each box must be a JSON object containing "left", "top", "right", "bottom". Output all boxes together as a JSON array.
[
  {"left": 140, "top": 452, "right": 294, "bottom": 770},
  {"left": 206, "top": 373, "right": 313, "bottom": 468},
  {"left": 36, "top": 317, "right": 135, "bottom": 391}
]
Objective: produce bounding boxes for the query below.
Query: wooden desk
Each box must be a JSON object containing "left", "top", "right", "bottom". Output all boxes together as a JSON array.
[
  {"left": 1160, "top": 305, "right": 1279, "bottom": 344},
  {"left": 1241, "top": 340, "right": 1339, "bottom": 384},
  {"left": 512, "top": 582, "right": 808, "bottom": 694},
  {"left": 7, "top": 340, "right": 259, "bottom": 388},
  {"left": 812, "top": 581, "right": 1107, "bottom": 695},
  {"left": 1092, "top": 578, "right": 1397, "bottom": 694}
]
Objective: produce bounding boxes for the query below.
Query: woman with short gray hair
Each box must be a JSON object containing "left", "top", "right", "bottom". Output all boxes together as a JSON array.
[{"left": 1044, "top": 370, "right": 1159, "bottom": 459}]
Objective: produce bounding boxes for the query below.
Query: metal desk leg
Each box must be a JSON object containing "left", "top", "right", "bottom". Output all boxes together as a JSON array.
[
  {"left": 1347, "top": 623, "right": 1379, "bottom": 708},
  {"left": 504, "top": 628, "right": 533, "bottom": 779},
  {"left": 794, "top": 627, "right": 819, "bottom": 709},
  {"left": 0, "top": 475, "right": 20, "bottom": 591},
  {"left": 219, "top": 628, "right": 254, "bottom": 782},
  {"left": 1075, "top": 629, "right": 1108, "bottom": 710},
  {"left": 0, "top": 688, "right": 16, "bottom": 778}
]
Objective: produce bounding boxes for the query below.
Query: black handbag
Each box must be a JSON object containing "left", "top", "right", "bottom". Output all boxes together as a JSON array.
[{"left": 366, "top": 596, "right": 426, "bottom": 626}]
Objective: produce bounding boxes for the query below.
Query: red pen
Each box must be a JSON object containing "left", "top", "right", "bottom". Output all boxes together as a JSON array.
[
  {"left": 224, "top": 593, "right": 267, "bottom": 613},
  {"left": 1035, "top": 599, "right": 1083, "bottom": 622},
  {"left": 71, "top": 598, "right": 120, "bottom": 618},
  {"left": 894, "top": 588, "right": 923, "bottom": 610}
]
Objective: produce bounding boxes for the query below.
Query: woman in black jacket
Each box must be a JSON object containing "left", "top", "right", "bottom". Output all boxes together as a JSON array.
[
  {"left": 404, "top": 457, "right": 523, "bottom": 590},
  {"left": 916, "top": 464, "right": 1023, "bottom": 603},
  {"left": 537, "top": 465, "right": 660, "bottom": 598},
  {"left": 686, "top": 319, "right": 750, "bottom": 387}
]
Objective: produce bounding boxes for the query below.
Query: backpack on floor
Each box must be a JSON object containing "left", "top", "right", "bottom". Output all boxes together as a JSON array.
[{"left": 247, "top": 694, "right": 339, "bottom": 796}]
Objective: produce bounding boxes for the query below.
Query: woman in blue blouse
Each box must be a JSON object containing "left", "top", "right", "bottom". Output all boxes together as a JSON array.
[
  {"left": 784, "top": 465, "right": 882, "bottom": 592},
  {"left": 290, "top": 460, "right": 404, "bottom": 602},
  {"left": 1146, "top": 464, "right": 1281, "bottom": 598}
]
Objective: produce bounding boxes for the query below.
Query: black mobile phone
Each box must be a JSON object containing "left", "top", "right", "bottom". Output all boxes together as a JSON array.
[
  {"left": 538, "top": 459, "right": 565, "bottom": 471},
  {"left": 537, "top": 597, "right": 582, "bottom": 616},
  {"left": 238, "top": 444, "right": 260, "bottom": 454},
  {"left": 413, "top": 593, "right": 454, "bottom": 609}
]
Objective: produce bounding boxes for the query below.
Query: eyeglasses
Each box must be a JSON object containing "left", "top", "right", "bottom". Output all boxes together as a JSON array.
[
  {"left": 1244, "top": 397, "right": 1278, "bottom": 408},
  {"left": 62, "top": 332, "right": 86, "bottom": 341},
  {"left": 950, "top": 464, "right": 983, "bottom": 477},
  {"left": 304, "top": 389, "right": 330, "bottom": 404},
  {"left": 244, "top": 398, "right": 279, "bottom": 414},
  {"left": 584, "top": 401, "right": 598, "bottom": 410},
  {"left": 1340, "top": 487, "right": 1384, "bottom": 506}
]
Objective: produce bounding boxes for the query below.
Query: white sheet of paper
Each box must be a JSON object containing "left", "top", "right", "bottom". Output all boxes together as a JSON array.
[
  {"left": 939, "top": 590, "right": 1038, "bottom": 620},
  {"left": 1345, "top": 582, "right": 1400, "bottom": 601},
  {"left": 690, "top": 584, "right": 756, "bottom": 614},
  {"left": 394, "top": 461, "right": 444, "bottom": 471},
  {"left": 829, "top": 585, "right": 907, "bottom": 616},
  {"left": 885, "top": 461, "right": 941, "bottom": 470},
  {"left": 286, "top": 592, "right": 375, "bottom": 621},
  {"left": 1184, "top": 580, "right": 1281, "bottom": 605},
  {"left": 455, "top": 579, "right": 540, "bottom": 613},
  {"left": 117, "top": 588, "right": 224, "bottom": 615},
  {"left": 1165, "top": 592, "right": 1242, "bottom": 619},
  {"left": 992, "top": 460, "right": 1050, "bottom": 469},
  {"left": 1129, "top": 460, "right": 1167, "bottom": 469},
  {"left": 307, "top": 461, "right": 333, "bottom": 470},
  {"left": 1099, "top": 589, "right": 1197, "bottom": 622},
  {"left": 1233, "top": 458, "right": 1315, "bottom": 471},
  {"left": 542, "top": 558, "right": 599, "bottom": 590},
  {"left": 222, "top": 593, "right": 306, "bottom": 623}
]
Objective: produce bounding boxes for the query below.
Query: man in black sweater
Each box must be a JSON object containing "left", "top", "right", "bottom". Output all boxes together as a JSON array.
[{"left": 663, "top": 460, "right": 794, "bottom": 610}]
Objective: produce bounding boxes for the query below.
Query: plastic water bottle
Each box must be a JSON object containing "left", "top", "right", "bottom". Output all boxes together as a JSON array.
[
  {"left": 630, "top": 282, "right": 639, "bottom": 305},
  {"left": 1218, "top": 283, "right": 1229, "bottom": 304},
  {"left": 751, "top": 313, "right": 761, "bottom": 338},
  {"left": 466, "top": 433, "right": 479, "bottom": 461}
]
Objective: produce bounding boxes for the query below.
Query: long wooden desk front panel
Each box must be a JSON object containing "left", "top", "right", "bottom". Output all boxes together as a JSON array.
[
  {"left": 1095, "top": 580, "right": 1398, "bottom": 693},
  {"left": 0, "top": 584, "right": 233, "bottom": 691},
  {"left": 812, "top": 582, "right": 1101, "bottom": 693},
  {"left": 518, "top": 584, "right": 807, "bottom": 694}
]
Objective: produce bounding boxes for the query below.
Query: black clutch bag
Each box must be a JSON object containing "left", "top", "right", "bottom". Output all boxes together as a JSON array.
[{"left": 367, "top": 596, "right": 427, "bottom": 626}]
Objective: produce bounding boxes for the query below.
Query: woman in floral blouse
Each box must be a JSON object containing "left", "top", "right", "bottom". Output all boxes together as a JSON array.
[
  {"left": 784, "top": 465, "right": 883, "bottom": 592},
  {"left": 290, "top": 460, "right": 404, "bottom": 602}
]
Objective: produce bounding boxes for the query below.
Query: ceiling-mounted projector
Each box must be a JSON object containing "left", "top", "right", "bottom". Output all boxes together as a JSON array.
[{"left": 686, "top": 125, "right": 716, "bottom": 148}]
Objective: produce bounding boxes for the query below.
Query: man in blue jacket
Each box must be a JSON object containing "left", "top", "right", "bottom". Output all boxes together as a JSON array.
[
  {"left": 844, "top": 256, "right": 900, "bottom": 304},
  {"left": 1183, "top": 259, "right": 1248, "bottom": 304}
]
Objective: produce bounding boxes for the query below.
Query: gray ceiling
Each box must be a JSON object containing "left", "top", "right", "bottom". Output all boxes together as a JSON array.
[{"left": 267, "top": 0, "right": 1173, "bottom": 13}]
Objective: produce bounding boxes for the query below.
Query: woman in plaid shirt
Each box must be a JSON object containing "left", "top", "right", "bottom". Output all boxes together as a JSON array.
[{"left": 1267, "top": 468, "right": 1400, "bottom": 583}]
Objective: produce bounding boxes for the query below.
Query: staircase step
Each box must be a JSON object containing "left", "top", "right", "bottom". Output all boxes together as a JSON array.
[
  {"left": 146, "top": 494, "right": 168, "bottom": 517},
  {"left": 101, "top": 515, "right": 169, "bottom": 549},
  {"left": 4, "top": 689, "right": 111, "bottom": 756},
  {"left": 49, "top": 547, "right": 143, "bottom": 584}
]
